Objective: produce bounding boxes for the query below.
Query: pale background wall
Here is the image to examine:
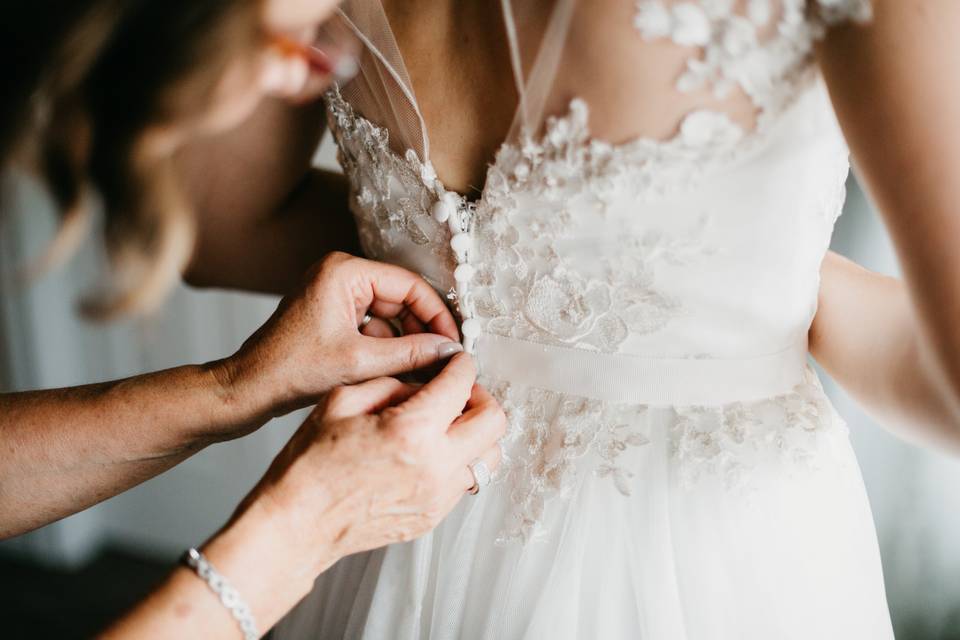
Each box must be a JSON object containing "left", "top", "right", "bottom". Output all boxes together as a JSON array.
[{"left": 1, "top": 140, "right": 959, "bottom": 637}]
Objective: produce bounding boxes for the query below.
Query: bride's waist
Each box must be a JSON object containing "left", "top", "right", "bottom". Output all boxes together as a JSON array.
[{"left": 474, "top": 333, "right": 809, "bottom": 406}]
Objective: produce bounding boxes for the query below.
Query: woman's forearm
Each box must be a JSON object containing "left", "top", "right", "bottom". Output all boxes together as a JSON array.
[
  {"left": 810, "top": 251, "right": 960, "bottom": 450},
  {"left": 0, "top": 360, "right": 272, "bottom": 538},
  {"left": 100, "top": 500, "right": 321, "bottom": 640}
]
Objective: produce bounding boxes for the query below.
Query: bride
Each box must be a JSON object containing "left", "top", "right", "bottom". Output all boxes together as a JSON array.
[{"left": 180, "top": 0, "right": 959, "bottom": 637}]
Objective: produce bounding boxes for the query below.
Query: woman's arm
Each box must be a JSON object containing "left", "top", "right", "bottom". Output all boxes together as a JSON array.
[
  {"left": 0, "top": 254, "right": 463, "bottom": 539},
  {"left": 811, "top": 0, "right": 960, "bottom": 445},
  {"left": 810, "top": 252, "right": 958, "bottom": 451},
  {"left": 0, "top": 361, "right": 270, "bottom": 539},
  {"left": 178, "top": 96, "right": 360, "bottom": 296}
]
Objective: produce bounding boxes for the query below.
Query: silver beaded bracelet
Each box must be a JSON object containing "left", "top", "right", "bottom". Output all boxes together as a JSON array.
[{"left": 182, "top": 547, "right": 260, "bottom": 640}]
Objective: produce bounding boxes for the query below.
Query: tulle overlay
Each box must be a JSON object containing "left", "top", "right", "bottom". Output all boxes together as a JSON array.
[{"left": 276, "top": 0, "right": 893, "bottom": 637}]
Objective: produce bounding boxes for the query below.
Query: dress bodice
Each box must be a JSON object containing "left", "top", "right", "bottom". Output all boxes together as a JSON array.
[
  {"left": 276, "top": 7, "right": 896, "bottom": 636},
  {"left": 323, "top": 0, "right": 868, "bottom": 542}
]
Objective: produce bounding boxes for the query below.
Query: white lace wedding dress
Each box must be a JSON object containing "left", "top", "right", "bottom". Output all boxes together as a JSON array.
[{"left": 276, "top": 0, "right": 895, "bottom": 637}]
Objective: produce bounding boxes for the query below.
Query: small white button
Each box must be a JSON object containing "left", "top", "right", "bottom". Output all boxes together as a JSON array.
[
  {"left": 454, "top": 264, "right": 475, "bottom": 282},
  {"left": 448, "top": 215, "right": 463, "bottom": 235},
  {"left": 450, "top": 233, "right": 472, "bottom": 258},
  {"left": 461, "top": 318, "right": 481, "bottom": 339},
  {"left": 431, "top": 199, "right": 452, "bottom": 223}
]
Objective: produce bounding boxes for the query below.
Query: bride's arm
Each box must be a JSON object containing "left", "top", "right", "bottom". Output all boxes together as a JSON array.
[
  {"left": 178, "top": 96, "right": 360, "bottom": 295},
  {"left": 810, "top": 0, "right": 960, "bottom": 447},
  {"left": 811, "top": 252, "right": 958, "bottom": 450}
]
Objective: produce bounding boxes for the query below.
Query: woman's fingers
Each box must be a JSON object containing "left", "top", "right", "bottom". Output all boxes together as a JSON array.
[
  {"left": 397, "top": 353, "right": 477, "bottom": 426},
  {"left": 323, "top": 377, "right": 418, "bottom": 420},
  {"left": 358, "top": 260, "right": 460, "bottom": 342},
  {"left": 360, "top": 317, "right": 397, "bottom": 338},
  {"left": 447, "top": 384, "right": 508, "bottom": 464},
  {"left": 456, "top": 442, "right": 503, "bottom": 493},
  {"left": 352, "top": 334, "right": 464, "bottom": 382},
  {"left": 398, "top": 308, "right": 429, "bottom": 338}
]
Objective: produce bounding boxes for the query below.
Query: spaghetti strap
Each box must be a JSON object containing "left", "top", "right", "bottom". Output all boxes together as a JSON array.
[
  {"left": 507, "top": 0, "right": 577, "bottom": 142},
  {"left": 336, "top": 0, "right": 577, "bottom": 165},
  {"left": 500, "top": 0, "right": 528, "bottom": 132},
  {"left": 336, "top": 0, "right": 431, "bottom": 161}
]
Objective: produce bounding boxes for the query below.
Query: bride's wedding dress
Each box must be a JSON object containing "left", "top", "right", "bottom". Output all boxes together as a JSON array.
[{"left": 277, "top": 0, "right": 895, "bottom": 637}]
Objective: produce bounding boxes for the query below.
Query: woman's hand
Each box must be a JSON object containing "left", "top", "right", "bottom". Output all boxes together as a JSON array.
[
  {"left": 213, "top": 252, "right": 464, "bottom": 433},
  {"left": 242, "top": 354, "right": 504, "bottom": 575},
  {"left": 102, "top": 354, "right": 506, "bottom": 639}
]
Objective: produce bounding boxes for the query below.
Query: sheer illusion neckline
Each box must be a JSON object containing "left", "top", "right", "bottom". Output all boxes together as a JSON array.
[
  {"left": 335, "top": 0, "right": 573, "bottom": 203},
  {"left": 333, "top": 0, "right": 811, "bottom": 210}
]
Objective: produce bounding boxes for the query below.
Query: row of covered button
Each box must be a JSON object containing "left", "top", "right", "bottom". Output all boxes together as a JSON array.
[{"left": 431, "top": 191, "right": 481, "bottom": 354}]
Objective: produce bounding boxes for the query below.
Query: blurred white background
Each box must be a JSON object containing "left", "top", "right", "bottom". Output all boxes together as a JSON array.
[{"left": 1, "top": 139, "right": 959, "bottom": 638}]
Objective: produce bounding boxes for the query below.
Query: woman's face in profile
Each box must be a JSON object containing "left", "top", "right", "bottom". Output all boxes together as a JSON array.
[
  {"left": 177, "top": 0, "right": 346, "bottom": 145},
  {"left": 263, "top": 0, "right": 343, "bottom": 34}
]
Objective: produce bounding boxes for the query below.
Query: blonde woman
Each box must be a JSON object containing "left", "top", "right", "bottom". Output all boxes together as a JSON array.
[{"left": 3, "top": 1, "right": 505, "bottom": 637}]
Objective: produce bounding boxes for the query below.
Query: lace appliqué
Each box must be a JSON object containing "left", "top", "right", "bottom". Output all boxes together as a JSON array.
[
  {"left": 491, "top": 364, "right": 846, "bottom": 544},
  {"left": 486, "top": 378, "right": 653, "bottom": 544},
  {"left": 325, "top": 86, "right": 456, "bottom": 270},
  {"left": 489, "top": 98, "right": 747, "bottom": 206},
  {"left": 670, "top": 363, "right": 848, "bottom": 490},
  {"left": 470, "top": 99, "right": 722, "bottom": 353},
  {"left": 634, "top": 0, "right": 873, "bottom": 120}
]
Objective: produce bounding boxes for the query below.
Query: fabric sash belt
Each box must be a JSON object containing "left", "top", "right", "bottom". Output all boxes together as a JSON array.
[{"left": 474, "top": 333, "right": 809, "bottom": 407}]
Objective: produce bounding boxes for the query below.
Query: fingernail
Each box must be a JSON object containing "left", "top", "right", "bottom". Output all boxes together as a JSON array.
[{"left": 437, "top": 342, "right": 464, "bottom": 359}]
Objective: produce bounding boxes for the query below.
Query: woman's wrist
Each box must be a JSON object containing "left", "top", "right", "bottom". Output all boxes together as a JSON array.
[
  {"left": 100, "top": 498, "right": 328, "bottom": 640},
  {"left": 200, "top": 498, "right": 325, "bottom": 633},
  {"left": 200, "top": 356, "right": 283, "bottom": 441}
]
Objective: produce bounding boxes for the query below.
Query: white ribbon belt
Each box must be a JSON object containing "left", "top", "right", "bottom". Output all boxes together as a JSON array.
[{"left": 474, "top": 333, "right": 809, "bottom": 406}]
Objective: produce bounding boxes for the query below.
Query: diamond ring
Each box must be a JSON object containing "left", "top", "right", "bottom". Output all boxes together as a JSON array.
[{"left": 467, "top": 458, "right": 492, "bottom": 495}]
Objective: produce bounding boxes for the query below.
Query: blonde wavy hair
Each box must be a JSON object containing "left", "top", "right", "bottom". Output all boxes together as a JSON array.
[{"left": 4, "top": 0, "right": 265, "bottom": 319}]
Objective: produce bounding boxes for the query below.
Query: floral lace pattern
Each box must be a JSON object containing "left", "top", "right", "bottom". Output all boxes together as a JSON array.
[
  {"left": 325, "top": 86, "right": 457, "bottom": 273},
  {"left": 487, "top": 363, "right": 847, "bottom": 543},
  {"left": 466, "top": 98, "right": 739, "bottom": 352},
  {"left": 634, "top": 0, "right": 873, "bottom": 125},
  {"left": 669, "top": 363, "right": 848, "bottom": 490}
]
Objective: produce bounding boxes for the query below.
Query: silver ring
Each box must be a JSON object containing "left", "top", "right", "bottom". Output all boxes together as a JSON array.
[
  {"left": 467, "top": 458, "right": 491, "bottom": 495},
  {"left": 358, "top": 313, "right": 373, "bottom": 330}
]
